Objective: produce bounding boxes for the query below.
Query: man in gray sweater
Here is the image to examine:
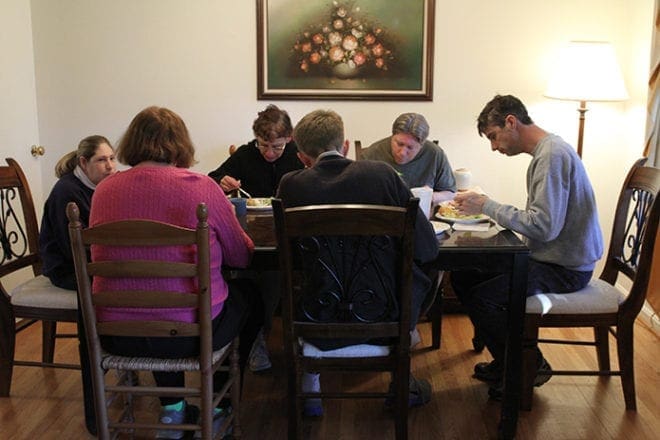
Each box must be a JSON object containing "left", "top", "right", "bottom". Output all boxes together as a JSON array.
[{"left": 452, "top": 94, "right": 603, "bottom": 399}]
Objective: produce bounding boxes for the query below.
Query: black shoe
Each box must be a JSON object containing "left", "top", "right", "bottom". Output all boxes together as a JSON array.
[
  {"left": 534, "top": 358, "right": 552, "bottom": 387},
  {"left": 473, "top": 360, "right": 503, "bottom": 383},
  {"left": 487, "top": 359, "right": 553, "bottom": 401},
  {"left": 488, "top": 382, "right": 504, "bottom": 401}
]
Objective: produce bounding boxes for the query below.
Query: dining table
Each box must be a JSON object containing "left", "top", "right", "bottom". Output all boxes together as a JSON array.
[{"left": 238, "top": 208, "right": 529, "bottom": 440}]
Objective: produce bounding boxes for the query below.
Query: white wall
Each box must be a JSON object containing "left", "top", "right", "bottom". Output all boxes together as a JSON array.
[{"left": 28, "top": 0, "right": 655, "bottom": 273}]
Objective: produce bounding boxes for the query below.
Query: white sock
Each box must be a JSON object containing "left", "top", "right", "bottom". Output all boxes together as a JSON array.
[{"left": 302, "top": 372, "right": 321, "bottom": 406}]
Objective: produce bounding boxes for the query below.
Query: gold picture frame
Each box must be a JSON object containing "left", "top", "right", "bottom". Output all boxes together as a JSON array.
[{"left": 257, "top": 0, "right": 435, "bottom": 100}]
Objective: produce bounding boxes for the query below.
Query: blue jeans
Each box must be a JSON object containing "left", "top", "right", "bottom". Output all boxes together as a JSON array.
[{"left": 451, "top": 259, "right": 592, "bottom": 366}]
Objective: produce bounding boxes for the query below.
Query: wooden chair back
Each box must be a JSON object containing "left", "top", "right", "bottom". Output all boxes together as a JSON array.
[
  {"left": 0, "top": 158, "right": 78, "bottom": 397},
  {"left": 67, "top": 202, "right": 239, "bottom": 439},
  {"left": 601, "top": 158, "right": 660, "bottom": 316},
  {"left": 354, "top": 140, "right": 363, "bottom": 160},
  {"left": 272, "top": 198, "right": 418, "bottom": 439},
  {"left": 0, "top": 158, "right": 40, "bottom": 276}
]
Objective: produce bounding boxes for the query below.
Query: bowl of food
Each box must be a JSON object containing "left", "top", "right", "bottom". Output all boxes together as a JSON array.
[{"left": 246, "top": 198, "right": 273, "bottom": 210}]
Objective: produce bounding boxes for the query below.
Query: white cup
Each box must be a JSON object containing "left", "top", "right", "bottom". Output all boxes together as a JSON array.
[
  {"left": 410, "top": 186, "right": 433, "bottom": 219},
  {"left": 454, "top": 168, "right": 472, "bottom": 191}
]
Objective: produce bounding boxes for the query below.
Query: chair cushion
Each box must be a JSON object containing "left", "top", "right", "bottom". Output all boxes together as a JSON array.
[
  {"left": 9, "top": 275, "right": 78, "bottom": 309},
  {"left": 525, "top": 278, "right": 625, "bottom": 315},
  {"left": 301, "top": 339, "right": 391, "bottom": 358},
  {"left": 101, "top": 342, "right": 231, "bottom": 372}
]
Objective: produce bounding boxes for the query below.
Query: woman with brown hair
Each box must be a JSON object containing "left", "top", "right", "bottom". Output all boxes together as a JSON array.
[
  {"left": 39, "top": 134, "right": 117, "bottom": 435},
  {"left": 90, "top": 106, "right": 262, "bottom": 439}
]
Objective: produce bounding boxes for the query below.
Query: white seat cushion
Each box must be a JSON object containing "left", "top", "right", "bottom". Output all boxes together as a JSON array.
[
  {"left": 301, "top": 339, "right": 391, "bottom": 358},
  {"left": 9, "top": 275, "right": 78, "bottom": 309},
  {"left": 526, "top": 278, "right": 625, "bottom": 315}
]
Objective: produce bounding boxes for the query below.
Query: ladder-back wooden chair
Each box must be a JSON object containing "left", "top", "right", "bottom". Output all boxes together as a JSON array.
[
  {"left": 0, "top": 157, "right": 78, "bottom": 397},
  {"left": 273, "top": 198, "right": 419, "bottom": 440},
  {"left": 522, "top": 158, "right": 660, "bottom": 410},
  {"left": 67, "top": 202, "right": 240, "bottom": 439}
]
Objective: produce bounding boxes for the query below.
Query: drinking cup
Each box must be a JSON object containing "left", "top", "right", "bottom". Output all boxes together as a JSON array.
[
  {"left": 454, "top": 168, "right": 472, "bottom": 191},
  {"left": 229, "top": 197, "right": 247, "bottom": 217},
  {"left": 410, "top": 186, "right": 433, "bottom": 219}
]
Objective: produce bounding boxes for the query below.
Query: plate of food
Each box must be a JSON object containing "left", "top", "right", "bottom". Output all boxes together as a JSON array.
[
  {"left": 246, "top": 197, "right": 273, "bottom": 210},
  {"left": 430, "top": 220, "right": 451, "bottom": 235},
  {"left": 434, "top": 202, "right": 490, "bottom": 224}
]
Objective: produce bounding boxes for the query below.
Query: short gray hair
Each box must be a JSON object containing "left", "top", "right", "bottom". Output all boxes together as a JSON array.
[
  {"left": 391, "top": 113, "right": 429, "bottom": 144},
  {"left": 293, "top": 109, "right": 344, "bottom": 159}
]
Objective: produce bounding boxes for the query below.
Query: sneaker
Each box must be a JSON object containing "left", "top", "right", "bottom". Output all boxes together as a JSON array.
[
  {"left": 249, "top": 330, "right": 272, "bottom": 372},
  {"left": 385, "top": 375, "right": 432, "bottom": 409},
  {"left": 488, "top": 359, "right": 552, "bottom": 401},
  {"left": 473, "top": 360, "right": 503, "bottom": 383},
  {"left": 302, "top": 372, "right": 323, "bottom": 417},
  {"left": 156, "top": 402, "right": 199, "bottom": 439},
  {"left": 193, "top": 407, "right": 232, "bottom": 439}
]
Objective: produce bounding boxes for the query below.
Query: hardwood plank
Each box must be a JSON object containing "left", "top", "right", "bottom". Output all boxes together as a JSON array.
[{"left": 1, "top": 316, "right": 658, "bottom": 439}]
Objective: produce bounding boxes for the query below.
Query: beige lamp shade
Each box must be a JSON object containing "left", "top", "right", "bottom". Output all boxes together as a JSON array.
[{"left": 545, "top": 41, "right": 628, "bottom": 102}]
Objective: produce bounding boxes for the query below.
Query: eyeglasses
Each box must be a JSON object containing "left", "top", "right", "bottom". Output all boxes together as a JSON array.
[{"left": 257, "top": 143, "right": 286, "bottom": 152}]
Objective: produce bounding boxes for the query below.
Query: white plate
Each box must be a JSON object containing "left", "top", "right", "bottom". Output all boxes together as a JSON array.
[
  {"left": 435, "top": 213, "right": 490, "bottom": 224},
  {"left": 434, "top": 202, "right": 490, "bottom": 224},
  {"left": 430, "top": 221, "right": 451, "bottom": 235}
]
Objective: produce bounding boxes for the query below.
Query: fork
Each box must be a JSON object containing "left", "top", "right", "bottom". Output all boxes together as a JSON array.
[{"left": 238, "top": 187, "right": 252, "bottom": 199}]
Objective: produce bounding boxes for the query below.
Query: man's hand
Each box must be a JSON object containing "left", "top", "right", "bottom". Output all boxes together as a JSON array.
[
  {"left": 453, "top": 191, "right": 488, "bottom": 215},
  {"left": 220, "top": 175, "right": 241, "bottom": 193}
]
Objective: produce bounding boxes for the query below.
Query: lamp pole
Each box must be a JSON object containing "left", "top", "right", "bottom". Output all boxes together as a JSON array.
[{"left": 576, "top": 100, "right": 588, "bottom": 158}]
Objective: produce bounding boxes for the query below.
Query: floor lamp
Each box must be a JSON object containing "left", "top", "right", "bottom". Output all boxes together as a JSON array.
[{"left": 544, "top": 41, "right": 628, "bottom": 158}]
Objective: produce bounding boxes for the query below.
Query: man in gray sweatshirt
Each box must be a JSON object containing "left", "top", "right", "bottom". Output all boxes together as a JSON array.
[{"left": 451, "top": 94, "right": 603, "bottom": 399}]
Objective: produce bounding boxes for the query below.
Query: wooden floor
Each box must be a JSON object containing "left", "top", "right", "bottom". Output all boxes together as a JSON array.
[{"left": 1, "top": 314, "right": 658, "bottom": 439}]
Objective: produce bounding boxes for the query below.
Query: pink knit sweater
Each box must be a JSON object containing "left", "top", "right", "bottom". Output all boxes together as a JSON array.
[{"left": 89, "top": 165, "right": 254, "bottom": 323}]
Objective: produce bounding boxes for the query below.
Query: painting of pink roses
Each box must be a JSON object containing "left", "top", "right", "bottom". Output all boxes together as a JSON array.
[{"left": 257, "top": 0, "right": 435, "bottom": 100}]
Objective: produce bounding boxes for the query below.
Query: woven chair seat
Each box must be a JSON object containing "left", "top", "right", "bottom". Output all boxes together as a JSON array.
[{"left": 100, "top": 342, "right": 230, "bottom": 372}]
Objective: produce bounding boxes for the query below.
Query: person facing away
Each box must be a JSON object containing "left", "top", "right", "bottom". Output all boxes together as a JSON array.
[
  {"left": 90, "top": 106, "right": 263, "bottom": 439},
  {"left": 208, "top": 104, "right": 304, "bottom": 197},
  {"left": 40, "top": 135, "right": 117, "bottom": 290},
  {"left": 362, "top": 112, "right": 456, "bottom": 204},
  {"left": 450, "top": 94, "right": 604, "bottom": 400},
  {"left": 276, "top": 109, "right": 438, "bottom": 416}
]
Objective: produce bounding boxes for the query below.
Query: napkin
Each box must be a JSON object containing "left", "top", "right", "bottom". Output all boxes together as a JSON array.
[{"left": 452, "top": 221, "right": 491, "bottom": 232}]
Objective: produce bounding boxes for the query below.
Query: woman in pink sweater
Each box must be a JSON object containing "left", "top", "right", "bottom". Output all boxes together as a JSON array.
[{"left": 90, "top": 106, "right": 261, "bottom": 438}]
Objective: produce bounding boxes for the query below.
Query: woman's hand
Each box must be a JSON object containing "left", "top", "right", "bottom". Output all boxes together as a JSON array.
[{"left": 220, "top": 175, "right": 241, "bottom": 193}]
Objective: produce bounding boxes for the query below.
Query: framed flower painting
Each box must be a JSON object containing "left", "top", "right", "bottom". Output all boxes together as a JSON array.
[{"left": 256, "top": 0, "right": 435, "bottom": 100}]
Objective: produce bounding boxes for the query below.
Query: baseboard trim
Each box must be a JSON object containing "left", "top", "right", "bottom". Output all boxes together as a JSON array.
[{"left": 639, "top": 303, "right": 660, "bottom": 337}]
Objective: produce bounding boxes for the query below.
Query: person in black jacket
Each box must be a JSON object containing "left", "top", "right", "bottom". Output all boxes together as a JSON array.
[
  {"left": 39, "top": 135, "right": 116, "bottom": 435},
  {"left": 208, "top": 105, "right": 304, "bottom": 197},
  {"left": 40, "top": 136, "right": 116, "bottom": 290},
  {"left": 277, "top": 109, "right": 437, "bottom": 416},
  {"left": 208, "top": 105, "right": 305, "bottom": 373}
]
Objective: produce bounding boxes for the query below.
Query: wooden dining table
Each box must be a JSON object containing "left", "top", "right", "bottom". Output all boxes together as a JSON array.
[{"left": 238, "top": 209, "right": 529, "bottom": 440}]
